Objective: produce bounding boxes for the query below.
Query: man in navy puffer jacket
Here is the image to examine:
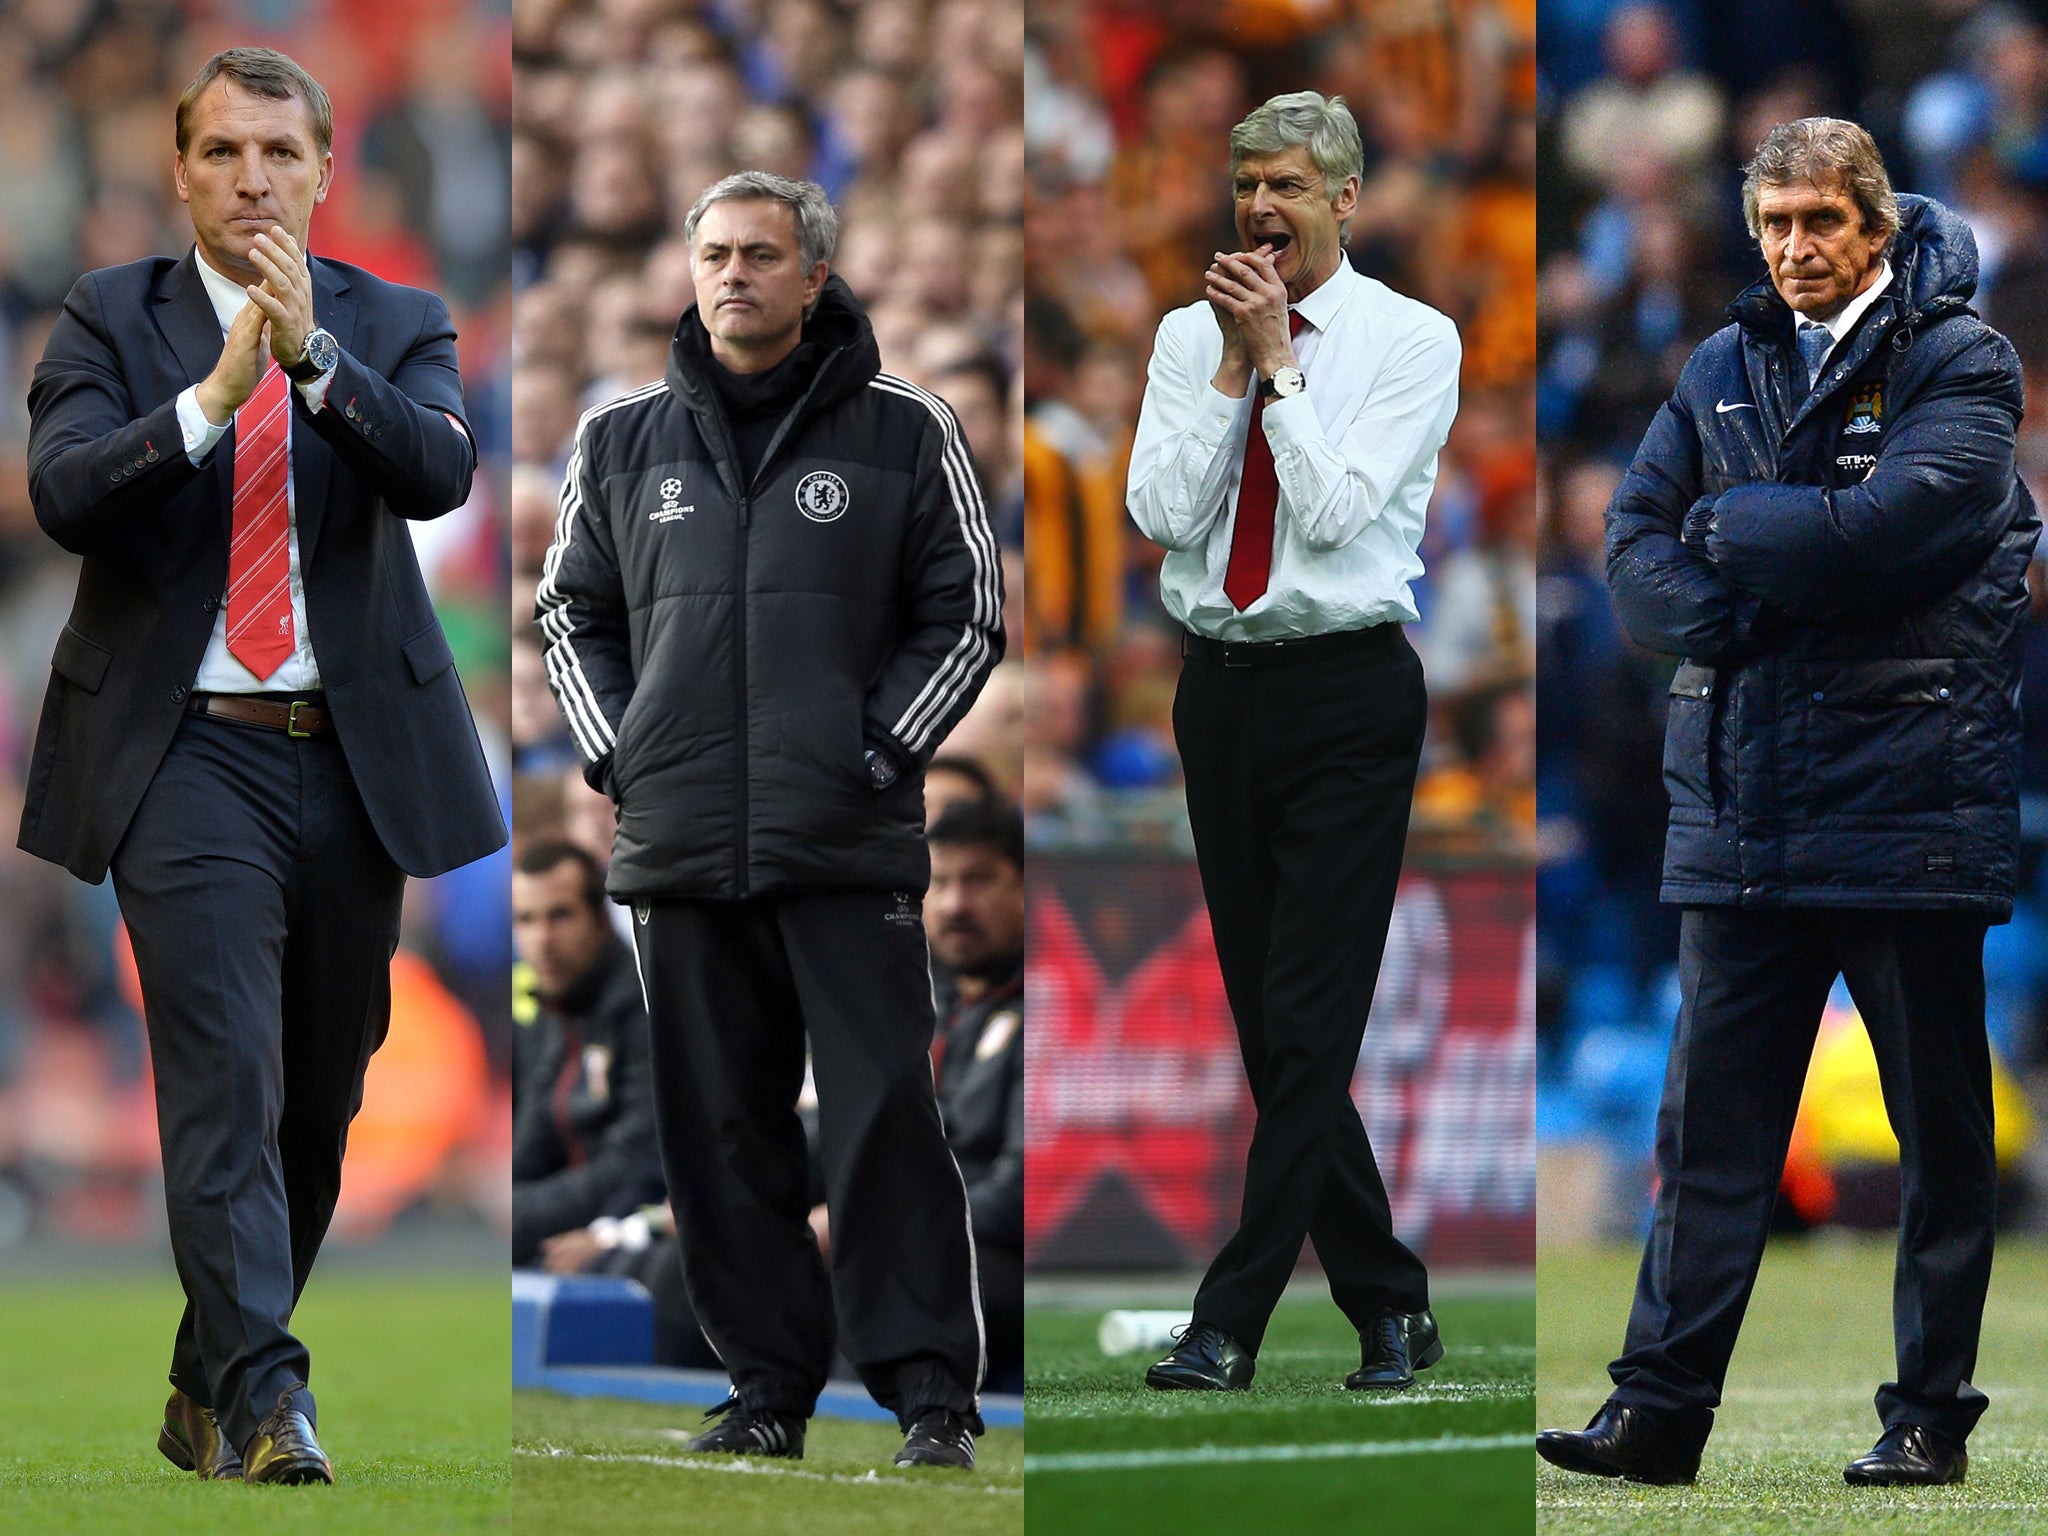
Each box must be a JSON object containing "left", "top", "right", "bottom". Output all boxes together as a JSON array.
[{"left": 1538, "top": 118, "right": 2037, "bottom": 1490}]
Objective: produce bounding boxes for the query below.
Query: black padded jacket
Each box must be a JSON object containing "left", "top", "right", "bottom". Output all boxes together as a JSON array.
[
  {"left": 537, "top": 278, "right": 1004, "bottom": 900},
  {"left": 1606, "top": 196, "right": 2038, "bottom": 916}
]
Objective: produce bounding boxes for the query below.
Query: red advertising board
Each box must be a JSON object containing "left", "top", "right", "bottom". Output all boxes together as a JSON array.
[{"left": 1026, "top": 854, "right": 1533, "bottom": 1272}]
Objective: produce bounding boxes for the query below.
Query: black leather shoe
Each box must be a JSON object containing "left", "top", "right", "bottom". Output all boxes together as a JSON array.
[
  {"left": 158, "top": 1389, "right": 244, "bottom": 1480},
  {"left": 1144, "top": 1320, "right": 1255, "bottom": 1391},
  {"left": 684, "top": 1396, "right": 806, "bottom": 1458},
  {"left": 894, "top": 1408, "right": 976, "bottom": 1468},
  {"left": 1346, "top": 1309, "right": 1444, "bottom": 1390},
  {"left": 241, "top": 1394, "right": 333, "bottom": 1485},
  {"left": 1844, "top": 1424, "right": 1966, "bottom": 1486},
  {"left": 1535, "top": 1402, "right": 1704, "bottom": 1486}
]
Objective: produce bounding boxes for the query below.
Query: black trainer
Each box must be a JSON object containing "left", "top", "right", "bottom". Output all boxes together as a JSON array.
[
  {"left": 684, "top": 1396, "right": 805, "bottom": 1459},
  {"left": 894, "top": 1408, "right": 976, "bottom": 1469}
]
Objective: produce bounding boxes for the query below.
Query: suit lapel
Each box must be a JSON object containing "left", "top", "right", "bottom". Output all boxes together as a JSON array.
[
  {"left": 294, "top": 259, "right": 356, "bottom": 566},
  {"left": 152, "top": 253, "right": 236, "bottom": 543}
]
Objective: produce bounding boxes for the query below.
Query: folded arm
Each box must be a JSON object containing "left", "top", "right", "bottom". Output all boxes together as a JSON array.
[{"left": 1701, "top": 330, "right": 2026, "bottom": 622}]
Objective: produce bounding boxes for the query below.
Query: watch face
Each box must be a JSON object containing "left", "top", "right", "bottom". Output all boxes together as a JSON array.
[
  {"left": 1273, "top": 366, "right": 1306, "bottom": 398},
  {"left": 305, "top": 330, "right": 338, "bottom": 372}
]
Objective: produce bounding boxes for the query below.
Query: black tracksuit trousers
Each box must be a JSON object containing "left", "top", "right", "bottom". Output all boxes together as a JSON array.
[
  {"left": 631, "top": 892, "right": 984, "bottom": 1427},
  {"left": 1174, "top": 626, "right": 1432, "bottom": 1353},
  {"left": 1610, "top": 907, "right": 1996, "bottom": 1447}
]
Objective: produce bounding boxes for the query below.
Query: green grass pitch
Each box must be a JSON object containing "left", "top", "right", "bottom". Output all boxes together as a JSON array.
[
  {"left": 1025, "top": 1279, "right": 1535, "bottom": 1534},
  {"left": 1538, "top": 1234, "right": 2048, "bottom": 1534},
  {"left": 513, "top": 1390, "right": 1022, "bottom": 1535},
  {"left": 0, "top": 1270, "right": 508, "bottom": 1533}
]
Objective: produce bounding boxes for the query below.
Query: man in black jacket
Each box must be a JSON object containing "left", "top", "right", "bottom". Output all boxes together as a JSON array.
[
  {"left": 511, "top": 841, "right": 662, "bottom": 1266},
  {"left": 21, "top": 49, "right": 504, "bottom": 1485},
  {"left": 1537, "top": 119, "right": 2037, "bottom": 1490},
  {"left": 923, "top": 799, "right": 1024, "bottom": 1389},
  {"left": 537, "top": 171, "right": 1003, "bottom": 1469}
]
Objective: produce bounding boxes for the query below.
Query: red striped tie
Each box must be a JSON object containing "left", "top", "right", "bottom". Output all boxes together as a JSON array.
[
  {"left": 226, "top": 361, "right": 296, "bottom": 678},
  {"left": 1223, "top": 310, "right": 1307, "bottom": 612}
]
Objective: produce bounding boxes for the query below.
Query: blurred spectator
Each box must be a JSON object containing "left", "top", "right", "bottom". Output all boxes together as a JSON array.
[
  {"left": 1024, "top": 0, "right": 1536, "bottom": 858},
  {"left": 0, "top": 3, "right": 512, "bottom": 1250},
  {"left": 511, "top": 842, "right": 662, "bottom": 1266}
]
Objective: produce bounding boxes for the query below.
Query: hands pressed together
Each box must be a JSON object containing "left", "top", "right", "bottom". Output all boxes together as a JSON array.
[
  {"left": 194, "top": 226, "right": 319, "bottom": 426},
  {"left": 1206, "top": 243, "right": 1296, "bottom": 397}
]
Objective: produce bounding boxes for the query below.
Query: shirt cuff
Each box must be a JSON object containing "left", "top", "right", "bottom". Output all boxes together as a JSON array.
[
  {"left": 1201, "top": 383, "right": 1249, "bottom": 430},
  {"left": 1258, "top": 390, "right": 1320, "bottom": 455},
  {"left": 176, "top": 385, "right": 229, "bottom": 465},
  {"left": 295, "top": 367, "right": 335, "bottom": 414}
]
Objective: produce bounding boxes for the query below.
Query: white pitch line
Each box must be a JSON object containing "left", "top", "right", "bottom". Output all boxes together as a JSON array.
[
  {"left": 1026, "top": 1431, "right": 1530, "bottom": 1474},
  {"left": 516, "top": 1442, "right": 1021, "bottom": 1496}
]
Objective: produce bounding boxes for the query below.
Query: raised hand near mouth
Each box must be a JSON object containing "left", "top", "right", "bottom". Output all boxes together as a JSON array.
[{"left": 1207, "top": 244, "right": 1297, "bottom": 384}]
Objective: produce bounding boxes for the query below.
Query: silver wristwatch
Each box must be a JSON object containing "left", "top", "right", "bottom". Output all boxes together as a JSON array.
[
  {"left": 285, "top": 327, "right": 339, "bottom": 384},
  {"left": 1258, "top": 365, "right": 1306, "bottom": 400}
]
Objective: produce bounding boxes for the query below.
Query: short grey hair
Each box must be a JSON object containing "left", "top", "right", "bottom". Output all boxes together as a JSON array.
[
  {"left": 682, "top": 170, "right": 839, "bottom": 270},
  {"left": 1229, "top": 91, "right": 1364, "bottom": 198},
  {"left": 1741, "top": 116, "right": 1899, "bottom": 242}
]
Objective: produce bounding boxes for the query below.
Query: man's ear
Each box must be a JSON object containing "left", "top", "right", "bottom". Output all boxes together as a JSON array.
[
  {"left": 805, "top": 261, "right": 830, "bottom": 307},
  {"left": 173, "top": 153, "right": 190, "bottom": 206}
]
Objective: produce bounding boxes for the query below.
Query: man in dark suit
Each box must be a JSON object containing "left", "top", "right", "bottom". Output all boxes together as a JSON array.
[{"left": 21, "top": 48, "right": 504, "bottom": 1485}]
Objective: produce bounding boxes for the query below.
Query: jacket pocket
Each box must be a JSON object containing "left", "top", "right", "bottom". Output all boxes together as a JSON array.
[
  {"left": 1662, "top": 661, "right": 1717, "bottom": 815},
  {"left": 1801, "top": 658, "right": 1953, "bottom": 818},
  {"left": 51, "top": 624, "right": 112, "bottom": 693},
  {"left": 401, "top": 622, "right": 456, "bottom": 684}
]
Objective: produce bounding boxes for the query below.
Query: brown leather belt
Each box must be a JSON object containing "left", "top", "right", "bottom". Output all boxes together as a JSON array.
[{"left": 186, "top": 692, "right": 330, "bottom": 736}]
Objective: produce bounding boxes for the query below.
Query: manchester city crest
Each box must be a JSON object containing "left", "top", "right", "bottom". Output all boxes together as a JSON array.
[
  {"left": 795, "top": 470, "right": 850, "bottom": 522},
  {"left": 1844, "top": 383, "right": 1883, "bottom": 436}
]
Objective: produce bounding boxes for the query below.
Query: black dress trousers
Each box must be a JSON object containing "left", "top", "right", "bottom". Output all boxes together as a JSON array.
[
  {"left": 109, "top": 705, "right": 405, "bottom": 1454},
  {"left": 1610, "top": 906, "right": 1996, "bottom": 1446},
  {"left": 631, "top": 891, "right": 985, "bottom": 1428},
  {"left": 1175, "top": 627, "right": 1432, "bottom": 1353}
]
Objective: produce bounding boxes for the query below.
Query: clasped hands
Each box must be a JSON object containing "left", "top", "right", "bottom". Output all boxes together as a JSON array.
[
  {"left": 194, "top": 227, "right": 319, "bottom": 427},
  {"left": 1206, "top": 244, "right": 1295, "bottom": 398}
]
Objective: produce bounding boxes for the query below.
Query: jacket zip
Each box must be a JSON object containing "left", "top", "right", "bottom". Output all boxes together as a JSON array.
[
  {"left": 734, "top": 491, "right": 750, "bottom": 896},
  {"left": 686, "top": 349, "right": 843, "bottom": 899}
]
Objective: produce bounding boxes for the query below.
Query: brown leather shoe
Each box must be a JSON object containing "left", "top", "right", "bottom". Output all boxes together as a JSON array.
[
  {"left": 157, "top": 1388, "right": 244, "bottom": 1480},
  {"left": 241, "top": 1394, "right": 333, "bottom": 1486}
]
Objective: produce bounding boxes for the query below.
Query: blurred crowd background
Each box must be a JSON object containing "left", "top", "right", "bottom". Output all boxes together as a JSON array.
[
  {"left": 1538, "top": 0, "right": 2048, "bottom": 1241},
  {"left": 0, "top": 0, "right": 514, "bottom": 1257},
  {"left": 1023, "top": 0, "right": 1537, "bottom": 855}
]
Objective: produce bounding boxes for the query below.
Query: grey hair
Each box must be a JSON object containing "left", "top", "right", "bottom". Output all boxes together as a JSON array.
[
  {"left": 1741, "top": 117, "right": 1899, "bottom": 242},
  {"left": 1229, "top": 91, "right": 1364, "bottom": 198},
  {"left": 682, "top": 170, "right": 839, "bottom": 270}
]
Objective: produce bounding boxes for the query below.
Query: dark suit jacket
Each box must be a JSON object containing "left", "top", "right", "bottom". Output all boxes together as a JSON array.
[{"left": 20, "top": 250, "right": 506, "bottom": 882}]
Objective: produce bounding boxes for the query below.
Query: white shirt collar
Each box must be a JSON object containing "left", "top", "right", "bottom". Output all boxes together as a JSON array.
[
  {"left": 1801, "top": 257, "right": 1893, "bottom": 346},
  {"left": 1289, "top": 257, "right": 1357, "bottom": 336},
  {"left": 192, "top": 244, "right": 255, "bottom": 333}
]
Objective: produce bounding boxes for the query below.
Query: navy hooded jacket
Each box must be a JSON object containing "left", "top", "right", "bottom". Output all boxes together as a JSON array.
[{"left": 1605, "top": 195, "right": 2039, "bottom": 917}]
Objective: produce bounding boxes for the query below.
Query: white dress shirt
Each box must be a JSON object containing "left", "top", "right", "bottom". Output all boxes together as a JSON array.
[
  {"left": 1798, "top": 256, "right": 1892, "bottom": 379},
  {"left": 175, "top": 246, "right": 333, "bottom": 693},
  {"left": 1126, "top": 258, "right": 1461, "bottom": 640}
]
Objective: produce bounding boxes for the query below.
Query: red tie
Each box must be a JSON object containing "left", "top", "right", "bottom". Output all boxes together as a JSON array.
[
  {"left": 1223, "top": 310, "right": 1307, "bottom": 612},
  {"left": 227, "top": 360, "right": 296, "bottom": 678}
]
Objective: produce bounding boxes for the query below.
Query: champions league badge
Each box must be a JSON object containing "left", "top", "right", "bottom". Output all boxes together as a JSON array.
[
  {"left": 795, "top": 470, "right": 850, "bottom": 522},
  {"left": 1844, "top": 383, "right": 1884, "bottom": 436}
]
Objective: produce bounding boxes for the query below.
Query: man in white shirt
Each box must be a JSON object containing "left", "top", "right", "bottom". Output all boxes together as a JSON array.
[{"left": 1127, "top": 90, "right": 1461, "bottom": 1394}]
